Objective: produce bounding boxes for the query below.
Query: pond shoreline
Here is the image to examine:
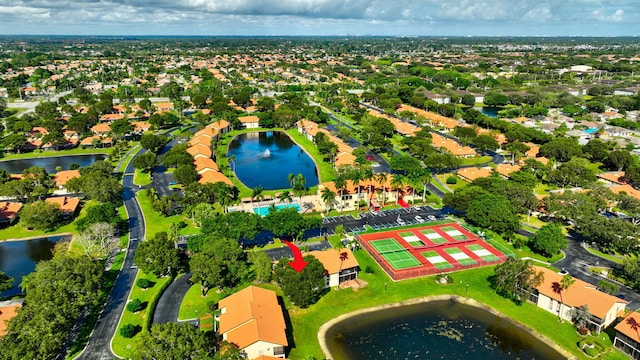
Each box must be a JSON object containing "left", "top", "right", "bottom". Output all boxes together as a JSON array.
[
  {"left": 1, "top": 232, "right": 74, "bottom": 242},
  {"left": 317, "top": 294, "right": 576, "bottom": 360}
]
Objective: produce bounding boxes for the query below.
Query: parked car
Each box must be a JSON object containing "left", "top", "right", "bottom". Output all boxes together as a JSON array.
[
  {"left": 415, "top": 215, "right": 425, "bottom": 223},
  {"left": 366, "top": 155, "right": 375, "bottom": 162},
  {"left": 427, "top": 215, "right": 436, "bottom": 221},
  {"left": 397, "top": 217, "right": 406, "bottom": 226}
]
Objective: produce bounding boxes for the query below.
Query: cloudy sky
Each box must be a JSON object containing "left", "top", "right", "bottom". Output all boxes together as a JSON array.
[{"left": 0, "top": 0, "right": 638, "bottom": 36}]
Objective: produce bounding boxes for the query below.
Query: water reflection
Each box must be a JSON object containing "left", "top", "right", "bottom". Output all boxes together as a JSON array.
[{"left": 0, "top": 154, "right": 107, "bottom": 174}]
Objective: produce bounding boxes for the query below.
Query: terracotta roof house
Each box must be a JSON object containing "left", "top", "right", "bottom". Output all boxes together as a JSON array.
[
  {"left": 90, "top": 123, "right": 111, "bottom": 136},
  {"left": 218, "top": 286, "right": 287, "bottom": 359},
  {"left": 208, "top": 119, "right": 231, "bottom": 133},
  {"left": 131, "top": 121, "right": 152, "bottom": 134},
  {"left": 614, "top": 312, "right": 640, "bottom": 359},
  {"left": 52, "top": 170, "right": 81, "bottom": 189},
  {"left": 154, "top": 102, "right": 174, "bottom": 112},
  {"left": 598, "top": 171, "right": 627, "bottom": 185},
  {"left": 238, "top": 115, "right": 260, "bottom": 129},
  {"left": 198, "top": 169, "right": 234, "bottom": 186},
  {"left": 0, "top": 304, "right": 21, "bottom": 336},
  {"left": 457, "top": 167, "right": 493, "bottom": 182},
  {"left": 525, "top": 266, "right": 627, "bottom": 333},
  {"left": 45, "top": 196, "right": 80, "bottom": 219},
  {"left": 495, "top": 163, "right": 521, "bottom": 178},
  {"left": 611, "top": 184, "right": 640, "bottom": 201},
  {"left": 317, "top": 174, "right": 415, "bottom": 212},
  {"left": 99, "top": 113, "right": 125, "bottom": 122},
  {"left": 0, "top": 202, "right": 23, "bottom": 225},
  {"left": 186, "top": 144, "right": 213, "bottom": 159},
  {"left": 307, "top": 248, "right": 359, "bottom": 288},
  {"left": 431, "top": 133, "right": 476, "bottom": 157},
  {"left": 193, "top": 157, "right": 220, "bottom": 174}
]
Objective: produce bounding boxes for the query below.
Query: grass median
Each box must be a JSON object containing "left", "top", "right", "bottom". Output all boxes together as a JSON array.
[{"left": 135, "top": 189, "right": 197, "bottom": 239}]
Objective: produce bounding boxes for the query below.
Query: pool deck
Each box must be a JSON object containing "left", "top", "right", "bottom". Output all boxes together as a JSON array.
[{"left": 227, "top": 194, "right": 322, "bottom": 214}]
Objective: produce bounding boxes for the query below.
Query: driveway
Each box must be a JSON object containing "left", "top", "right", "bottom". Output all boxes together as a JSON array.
[
  {"left": 152, "top": 273, "right": 193, "bottom": 324},
  {"left": 76, "top": 147, "right": 147, "bottom": 360}
]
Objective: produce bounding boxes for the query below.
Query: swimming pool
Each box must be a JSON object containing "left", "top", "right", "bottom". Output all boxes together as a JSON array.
[
  {"left": 584, "top": 127, "right": 599, "bottom": 134},
  {"left": 253, "top": 203, "right": 301, "bottom": 216}
]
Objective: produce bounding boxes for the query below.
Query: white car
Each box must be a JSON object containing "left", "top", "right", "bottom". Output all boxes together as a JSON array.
[
  {"left": 415, "top": 215, "right": 425, "bottom": 223},
  {"left": 397, "top": 218, "right": 406, "bottom": 226},
  {"left": 427, "top": 215, "right": 437, "bottom": 221}
]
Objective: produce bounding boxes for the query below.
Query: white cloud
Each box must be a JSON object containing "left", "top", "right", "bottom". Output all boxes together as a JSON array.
[{"left": 591, "top": 8, "right": 625, "bottom": 22}]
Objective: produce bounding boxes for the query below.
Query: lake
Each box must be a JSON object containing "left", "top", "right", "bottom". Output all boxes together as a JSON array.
[
  {"left": 227, "top": 131, "right": 319, "bottom": 190},
  {"left": 0, "top": 235, "right": 68, "bottom": 297},
  {"left": 477, "top": 106, "right": 501, "bottom": 118},
  {"left": 325, "top": 299, "right": 566, "bottom": 360},
  {"left": 0, "top": 153, "right": 108, "bottom": 174}
]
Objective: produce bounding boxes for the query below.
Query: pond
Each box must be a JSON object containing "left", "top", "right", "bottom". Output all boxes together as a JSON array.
[
  {"left": 325, "top": 299, "right": 566, "bottom": 360},
  {"left": 476, "top": 106, "right": 501, "bottom": 118},
  {"left": 0, "top": 235, "right": 68, "bottom": 297},
  {"left": 227, "top": 131, "right": 319, "bottom": 190},
  {"left": 0, "top": 153, "right": 108, "bottom": 174}
]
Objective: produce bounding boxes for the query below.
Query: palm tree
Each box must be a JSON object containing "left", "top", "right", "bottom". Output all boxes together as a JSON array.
[
  {"left": 278, "top": 190, "right": 292, "bottom": 204},
  {"left": 295, "top": 173, "right": 306, "bottom": 189},
  {"left": 251, "top": 186, "right": 264, "bottom": 204},
  {"left": 219, "top": 186, "right": 237, "bottom": 213},
  {"left": 287, "top": 173, "right": 295, "bottom": 188},
  {"left": 230, "top": 155, "right": 236, "bottom": 172},
  {"left": 293, "top": 173, "right": 307, "bottom": 204},
  {"left": 390, "top": 174, "right": 406, "bottom": 205},
  {"left": 375, "top": 172, "right": 388, "bottom": 207},
  {"left": 552, "top": 274, "right": 575, "bottom": 321},
  {"left": 420, "top": 173, "right": 432, "bottom": 203},
  {"left": 350, "top": 169, "right": 363, "bottom": 206},
  {"left": 362, "top": 166, "right": 375, "bottom": 201},
  {"left": 334, "top": 175, "right": 347, "bottom": 213},
  {"left": 321, "top": 187, "right": 336, "bottom": 214}
]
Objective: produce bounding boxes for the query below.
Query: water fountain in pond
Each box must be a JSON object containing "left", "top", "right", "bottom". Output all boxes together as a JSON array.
[{"left": 261, "top": 149, "right": 271, "bottom": 158}]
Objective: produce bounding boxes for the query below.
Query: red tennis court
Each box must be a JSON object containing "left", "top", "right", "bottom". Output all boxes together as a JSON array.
[{"left": 358, "top": 223, "right": 507, "bottom": 281}]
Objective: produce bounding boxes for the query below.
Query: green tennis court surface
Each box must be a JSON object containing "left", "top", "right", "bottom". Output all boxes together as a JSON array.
[
  {"left": 419, "top": 229, "right": 447, "bottom": 244},
  {"left": 444, "top": 248, "right": 477, "bottom": 266},
  {"left": 399, "top": 232, "right": 425, "bottom": 247},
  {"left": 466, "top": 244, "right": 500, "bottom": 262},
  {"left": 381, "top": 250, "right": 422, "bottom": 270},
  {"left": 370, "top": 238, "right": 404, "bottom": 253},
  {"left": 421, "top": 250, "right": 453, "bottom": 269}
]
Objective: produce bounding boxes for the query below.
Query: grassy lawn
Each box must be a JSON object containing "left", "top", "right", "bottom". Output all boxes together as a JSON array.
[
  {"left": 177, "top": 280, "right": 226, "bottom": 321},
  {"left": 285, "top": 128, "right": 337, "bottom": 183},
  {"left": 535, "top": 183, "right": 558, "bottom": 196},
  {"left": 135, "top": 190, "right": 198, "bottom": 239},
  {"left": 459, "top": 155, "right": 493, "bottom": 166},
  {"left": 133, "top": 169, "right": 152, "bottom": 186},
  {"left": 520, "top": 214, "right": 549, "bottom": 229},
  {"left": 111, "top": 271, "right": 172, "bottom": 359},
  {"left": 488, "top": 234, "right": 562, "bottom": 265},
  {"left": 584, "top": 245, "right": 624, "bottom": 265},
  {"left": 285, "top": 249, "right": 613, "bottom": 359},
  {"left": 0, "top": 147, "right": 111, "bottom": 161},
  {"left": 436, "top": 173, "right": 467, "bottom": 191}
]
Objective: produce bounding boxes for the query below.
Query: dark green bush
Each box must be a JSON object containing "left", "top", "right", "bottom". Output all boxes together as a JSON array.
[
  {"left": 120, "top": 324, "right": 140, "bottom": 338},
  {"left": 136, "top": 278, "right": 152, "bottom": 289},
  {"left": 126, "top": 299, "right": 143, "bottom": 313},
  {"left": 446, "top": 176, "right": 457, "bottom": 184}
]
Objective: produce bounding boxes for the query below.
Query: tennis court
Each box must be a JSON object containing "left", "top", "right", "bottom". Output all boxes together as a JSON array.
[
  {"left": 357, "top": 223, "right": 507, "bottom": 281},
  {"left": 444, "top": 248, "right": 477, "bottom": 266},
  {"left": 399, "top": 231, "right": 425, "bottom": 247},
  {"left": 467, "top": 244, "right": 500, "bottom": 262},
  {"left": 421, "top": 250, "right": 453, "bottom": 270},
  {"left": 380, "top": 250, "right": 422, "bottom": 270}
]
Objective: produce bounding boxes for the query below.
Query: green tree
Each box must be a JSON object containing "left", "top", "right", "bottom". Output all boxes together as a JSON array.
[
  {"left": 140, "top": 133, "right": 168, "bottom": 153},
  {"left": 553, "top": 275, "right": 575, "bottom": 321},
  {"left": 174, "top": 164, "right": 198, "bottom": 185},
  {"left": 492, "top": 258, "right": 544, "bottom": 303},
  {"left": 248, "top": 251, "right": 273, "bottom": 283},
  {"left": 539, "top": 138, "right": 582, "bottom": 162},
  {"left": 597, "top": 280, "right": 619, "bottom": 295},
  {"left": 201, "top": 212, "right": 261, "bottom": 241},
  {"left": 320, "top": 187, "right": 336, "bottom": 213},
  {"left": 0, "top": 271, "right": 13, "bottom": 293},
  {"left": 569, "top": 305, "right": 590, "bottom": 331},
  {"left": 466, "top": 193, "right": 519, "bottom": 234},
  {"left": 131, "top": 322, "right": 215, "bottom": 360},
  {"left": 75, "top": 202, "right": 120, "bottom": 232},
  {"left": 189, "top": 237, "right": 249, "bottom": 294},
  {"left": 110, "top": 118, "right": 134, "bottom": 138},
  {"left": 262, "top": 207, "right": 313, "bottom": 240},
  {"left": 133, "top": 232, "right": 179, "bottom": 276},
  {"left": 471, "top": 134, "right": 499, "bottom": 153},
  {"left": 20, "top": 201, "right": 62, "bottom": 231},
  {"left": 274, "top": 255, "right": 326, "bottom": 308},
  {"left": 132, "top": 152, "right": 157, "bottom": 173},
  {"left": 443, "top": 185, "right": 486, "bottom": 212},
  {"left": 606, "top": 150, "right": 633, "bottom": 171},
  {"left": 529, "top": 223, "right": 567, "bottom": 257}
]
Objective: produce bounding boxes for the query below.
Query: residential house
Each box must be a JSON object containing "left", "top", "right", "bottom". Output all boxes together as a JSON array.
[
  {"left": 218, "top": 286, "right": 287, "bottom": 359},
  {"left": 154, "top": 102, "right": 174, "bottom": 112},
  {"left": 52, "top": 170, "right": 81, "bottom": 190},
  {"left": 307, "top": 248, "right": 359, "bottom": 288},
  {"left": 198, "top": 169, "right": 234, "bottom": 186},
  {"left": 603, "top": 126, "right": 632, "bottom": 138},
  {"left": 525, "top": 266, "right": 627, "bottom": 333},
  {"left": 611, "top": 184, "right": 640, "bottom": 201},
  {"left": 597, "top": 172, "right": 626, "bottom": 185},
  {"left": 193, "top": 157, "right": 219, "bottom": 174},
  {"left": 238, "top": 115, "right": 260, "bottom": 129},
  {"left": 614, "top": 312, "right": 640, "bottom": 359},
  {"left": 613, "top": 87, "right": 640, "bottom": 96},
  {"left": 186, "top": 144, "right": 213, "bottom": 159},
  {"left": 131, "top": 121, "right": 152, "bottom": 135},
  {"left": 318, "top": 174, "right": 416, "bottom": 212},
  {"left": 456, "top": 167, "right": 493, "bottom": 182},
  {"left": 0, "top": 202, "right": 23, "bottom": 225},
  {"left": 420, "top": 90, "right": 450, "bottom": 104},
  {"left": 494, "top": 163, "right": 521, "bottom": 178},
  {"left": 90, "top": 123, "right": 111, "bottom": 136},
  {"left": 45, "top": 196, "right": 81, "bottom": 219},
  {"left": 431, "top": 133, "right": 476, "bottom": 157}
]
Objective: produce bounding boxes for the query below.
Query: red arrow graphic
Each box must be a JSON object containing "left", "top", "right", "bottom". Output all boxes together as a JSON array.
[{"left": 281, "top": 240, "right": 309, "bottom": 273}]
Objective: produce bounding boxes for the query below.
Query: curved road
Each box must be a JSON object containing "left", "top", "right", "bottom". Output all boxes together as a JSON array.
[{"left": 76, "top": 147, "right": 147, "bottom": 360}]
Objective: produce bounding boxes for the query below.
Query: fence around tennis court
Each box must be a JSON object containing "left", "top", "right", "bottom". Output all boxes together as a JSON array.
[{"left": 359, "top": 237, "right": 508, "bottom": 281}]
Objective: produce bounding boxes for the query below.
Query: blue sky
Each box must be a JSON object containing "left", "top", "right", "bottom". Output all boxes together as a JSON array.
[{"left": 0, "top": 0, "right": 638, "bottom": 36}]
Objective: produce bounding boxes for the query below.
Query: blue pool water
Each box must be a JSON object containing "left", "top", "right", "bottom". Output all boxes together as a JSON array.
[
  {"left": 254, "top": 203, "right": 301, "bottom": 216},
  {"left": 584, "top": 127, "right": 599, "bottom": 134}
]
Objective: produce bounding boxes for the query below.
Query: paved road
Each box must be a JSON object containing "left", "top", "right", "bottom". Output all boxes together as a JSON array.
[
  {"left": 264, "top": 241, "right": 332, "bottom": 261},
  {"left": 76, "top": 147, "right": 147, "bottom": 360},
  {"left": 152, "top": 273, "right": 193, "bottom": 325},
  {"left": 7, "top": 90, "right": 73, "bottom": 117}
]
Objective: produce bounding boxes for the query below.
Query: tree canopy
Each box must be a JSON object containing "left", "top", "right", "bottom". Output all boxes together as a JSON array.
[
  {"left": 274, "top": 255, "right": 326, "bottom": 308},
  {"left": 491, "top": 258, "right": 544, "bottom": 303}
]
